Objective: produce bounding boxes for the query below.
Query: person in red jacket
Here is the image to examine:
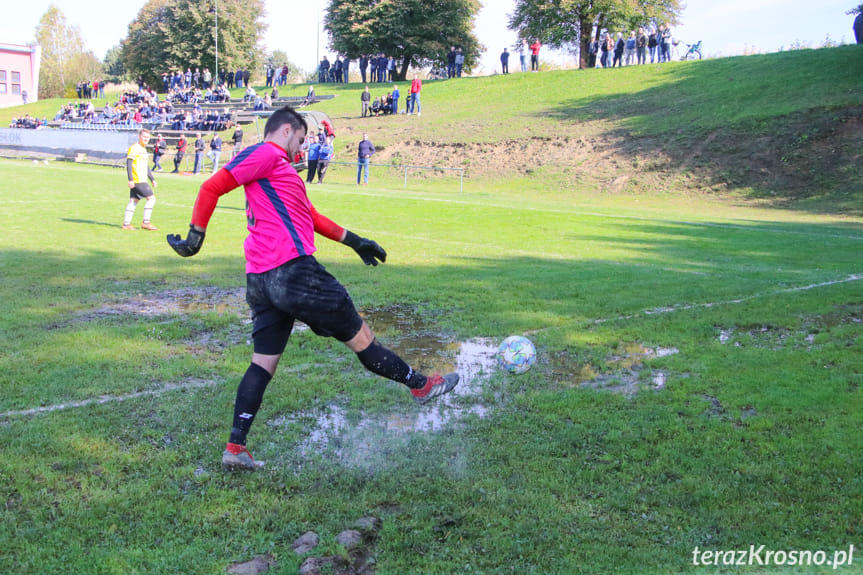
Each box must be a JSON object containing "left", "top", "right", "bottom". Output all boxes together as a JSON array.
[
  {"left": 409, "top": 74, "right": 422, "bottom": 116},
  {"left": 529, "top": 40, "right": 542, "bottom": 71}
]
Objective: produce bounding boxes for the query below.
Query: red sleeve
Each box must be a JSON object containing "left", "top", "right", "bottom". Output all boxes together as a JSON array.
[
  {"left": 310, "top": 204, "right": 345, "bottom": 242},
  {"left": 190, "top": 168, "right": 240, "bottom": 227}
]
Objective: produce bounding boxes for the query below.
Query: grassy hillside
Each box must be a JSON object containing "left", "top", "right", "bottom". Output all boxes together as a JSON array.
[{"left": 3, "top": 45, "right": 863, "bottom": 212}]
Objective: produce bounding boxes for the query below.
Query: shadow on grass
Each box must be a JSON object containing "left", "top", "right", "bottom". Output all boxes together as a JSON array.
[{"left": 530, "top": 47, "right": 863, "bottom": 213}]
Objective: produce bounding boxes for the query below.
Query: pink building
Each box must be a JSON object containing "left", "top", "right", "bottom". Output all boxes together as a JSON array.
[{"left": 0, "top": 43, "right": 42, "bottom": 108}]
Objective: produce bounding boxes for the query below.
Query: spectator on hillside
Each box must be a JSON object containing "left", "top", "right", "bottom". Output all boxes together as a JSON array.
[
  {"left": 613, "top": 32, "right": 625, "bottom": 67},
  {"left": 360, "top": 55, "right": 369, "bottom": 83},
  {"left": 660, "top": 24, "right": 673, "bottom": 62},
  {"left": 306, "top": 135, "right": 321, "bottom": 183},
  {"left": 316, "top": 136, "right": 334, "bottom": 184},
  {"left": 319, "top": 56, "right": 330, "bottom": 83},
  {"left": 648, "top": 27, "right": 659, "bottom": 63},
  {"left": 500, "top": 48, "right": 510, "bottom": 74},
  {"left": 409, "top": 73, "right": 422, "bottom": 115},
  {"left": 357, "top": 132, "right": 375, "bottom": 185},
  {"left": 391, "top": 84, "right": 400, "bottom": 114},
  {"left": 231, "top": 126, "right": 244, "bottom": 157},
  {"left": 530, "top": 40, "right": 542, "bottom": 71},
  {"left": 303, "top": 85, "right": 316, "bottom": 106},
  {"left": 361, "top": 86, "right": 371, "bottom": 117},
  {"left": 520, "top": 38, "right": 529, "bottom": 72},
  {"left": 172, "top": 134, "right": 187, "bottom": 173},
  {"left": 193, "top": 132, "right": 205, "bottom": 174},
  {"left": 243, "top": 69, "right": 250, "bottom": 87},
  {"left": 588, "top": 37, "right": 599, "bottom": 68},
  {"left": 235, "top": 69, "right": 244, "bottom": 88},
  {"left": 600, "top": 32, "right": 613, "bottom": 68},
  {"left": 447, "top": 46, "right": 457, "bottom": 78},
  {"left": 624, "top": 31, "right": 637, "bottom": 66},
  {"left": 207, "top": 133, "right": 223, "bottom": 172},
  {"left": 636, "top": 27, "right": 648, "bottom": 64},
  {"left": 152, "top": 134, "right": 167, "bottom": 172},
  {"left": 265, "top": 65, "right": 273, "bottom": 87},
  {"left": 455, "top": 48, "right": 465, "bottom": 77},
  {"left": 334, "top": 56, "right": 343, "bottom": 83}
]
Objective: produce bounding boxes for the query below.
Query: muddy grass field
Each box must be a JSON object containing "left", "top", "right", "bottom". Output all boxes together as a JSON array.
[{"left": 1, "top": 154, "right": 861, "bottom": 573}]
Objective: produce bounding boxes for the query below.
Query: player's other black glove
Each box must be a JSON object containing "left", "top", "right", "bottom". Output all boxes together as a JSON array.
[
  {"left": 167, "top": 225, "right": 206, "bottom": 257},
  {"left": 342, "top": 230, "right": 387, "bottom": 266}
]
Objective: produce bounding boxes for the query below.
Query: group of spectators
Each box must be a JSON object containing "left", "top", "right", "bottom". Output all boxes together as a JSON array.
[
  {"left": 358, "top": 54, "right": 397, "bottom": 84},
  {"left": 446, "top": 47, "right": 468, "bottom": 77},
  {"left": 589, "top": 24, "right": 675, "bottom": 68},
  {"left": 8, "top": 114, "right": 46, "bottom": 129},
  {"left": 360, "top": 74, "right": 423, "bottom": 117},
  {"left": 75, "top": 80, "right": 107, "bottom": 99},
  {"left": 361, "top": 84, "right": 401, "bottom": 117},
  {"left": 317, "top": 55, "right": 351, "bottom": 84},
  {"left": 264, "top": 64, "right": 292, "bottom": 87}
]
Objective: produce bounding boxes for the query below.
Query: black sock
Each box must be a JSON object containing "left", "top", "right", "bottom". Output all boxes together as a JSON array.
[
  {"left": 356, "top": 339, "right": 425, "bottom": 389},
  {"left": 228, "top": 363, "right": 272, "bottom": 445}
]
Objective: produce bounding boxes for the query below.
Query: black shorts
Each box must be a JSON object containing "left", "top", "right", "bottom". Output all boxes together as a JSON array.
[
  {"left": 130, "top": 183, "right": 154, "bottom": 200},
  {"left": 245, "top": 255, "right": 364, "bottom": 355}
]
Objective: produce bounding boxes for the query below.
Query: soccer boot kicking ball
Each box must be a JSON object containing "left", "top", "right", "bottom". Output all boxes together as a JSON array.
[{"left": 411, "top": 372, "right": 460, "bottom": 404}]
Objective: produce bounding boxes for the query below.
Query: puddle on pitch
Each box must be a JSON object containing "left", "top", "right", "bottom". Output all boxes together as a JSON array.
[
  {"left": 267, "top": 336, "right": 501, "bottom": 465},
  {"left": 577, "top": 343, "right": 679, "bottom": 398}
]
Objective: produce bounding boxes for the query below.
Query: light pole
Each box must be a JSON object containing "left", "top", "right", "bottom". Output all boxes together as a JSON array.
[{"left": 214, "top": 0, "right": 219, "bottom": 85}]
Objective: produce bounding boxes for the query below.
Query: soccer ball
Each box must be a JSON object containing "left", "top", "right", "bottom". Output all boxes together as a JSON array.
[{"left": 497, "top": 336, "right": 536, "bottom": 374}]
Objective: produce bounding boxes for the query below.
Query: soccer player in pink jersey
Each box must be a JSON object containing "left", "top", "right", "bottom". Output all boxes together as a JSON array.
[{"left": 167, "top": 106, "right": 459, "bottom": 471}]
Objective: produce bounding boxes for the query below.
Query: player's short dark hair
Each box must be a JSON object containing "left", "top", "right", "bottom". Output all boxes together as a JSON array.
[{"left": 264, "top": 106, "right": 308, "bottom": 137}]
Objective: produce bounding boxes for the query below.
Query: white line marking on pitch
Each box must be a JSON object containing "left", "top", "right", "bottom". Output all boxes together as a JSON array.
[
  {"left": 526, "top": 273, "right": 863, "bottom": 335},
  {"left": 0, "top": 378, "right": 221, "bottom": 420}
]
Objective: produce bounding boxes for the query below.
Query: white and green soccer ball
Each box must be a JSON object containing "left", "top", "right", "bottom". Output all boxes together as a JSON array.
[{"left": 497, "top": 336, "right": 536, "bottom": 374}]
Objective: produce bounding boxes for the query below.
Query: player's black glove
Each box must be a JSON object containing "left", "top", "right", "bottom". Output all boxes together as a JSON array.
[
  {"left": 342, "top": 230, "right": 386, "bottom": 266},
  {"left": 167, "top": 225, "right": 206, "bottom": 257}
]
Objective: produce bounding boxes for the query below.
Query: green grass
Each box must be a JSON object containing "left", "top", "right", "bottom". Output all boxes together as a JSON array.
[{"left": 1, "top": 47, "right": 863, "bottom": 574}]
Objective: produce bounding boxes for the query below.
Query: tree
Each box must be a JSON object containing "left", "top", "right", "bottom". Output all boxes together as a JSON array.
[
  {"left": 35, "top": 5, "right": 93, "bottom": 98},
  {"left": 324, "top": 0, "right": 482, "bottom": 81},
  {"left": 122, "top": 0, "right": 266, "bottom": 91},
  {"left": 509, "top": 0, "right": 683, "bottom": 69},
  {"left": 103, "top": 45, "right": 127, "bottom": 84}
]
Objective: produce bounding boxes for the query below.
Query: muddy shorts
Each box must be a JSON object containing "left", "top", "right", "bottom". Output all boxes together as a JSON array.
[
  {"left": 245, "top": 255, "right": 364, "bottom": 355},
  {"left": 130, "top": 183, "right": 154, "bottom": 200}
]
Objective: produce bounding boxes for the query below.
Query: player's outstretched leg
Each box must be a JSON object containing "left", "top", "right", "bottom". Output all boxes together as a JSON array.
[{"left": 355, "top": 338, "right": 459, "bottom": 404}]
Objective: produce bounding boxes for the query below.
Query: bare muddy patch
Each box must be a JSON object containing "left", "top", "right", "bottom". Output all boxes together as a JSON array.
[{"left": 549, "top": 343, "right": 679, "bottom": 398}]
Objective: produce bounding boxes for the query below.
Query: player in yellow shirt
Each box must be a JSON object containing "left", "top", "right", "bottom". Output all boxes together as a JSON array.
[{"left": 122, "top": 129, "right": 159, "bottom": 230}]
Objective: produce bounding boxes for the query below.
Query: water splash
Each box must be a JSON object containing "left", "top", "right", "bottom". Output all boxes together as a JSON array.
[{"left": 267, "top": 338, "right": 501, "bottom": 467}]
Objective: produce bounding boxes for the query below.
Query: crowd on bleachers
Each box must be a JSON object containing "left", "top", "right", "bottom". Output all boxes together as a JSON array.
[{"left": 8, "top": 114, "right": 46, "bottom": 129}]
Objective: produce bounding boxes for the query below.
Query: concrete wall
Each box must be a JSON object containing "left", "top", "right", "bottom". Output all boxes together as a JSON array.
[{"left": 0, "top": 128, "right": 138, "bottom": 160}]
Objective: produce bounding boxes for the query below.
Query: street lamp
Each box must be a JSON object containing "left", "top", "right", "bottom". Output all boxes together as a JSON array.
[{"left": 214, "top": 0, "right": 219, "bottom": 84}]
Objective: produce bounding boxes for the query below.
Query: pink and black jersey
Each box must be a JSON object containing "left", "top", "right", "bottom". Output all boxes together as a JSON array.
[{"left": 225, "top": 141, "right": 317, "bottom": 274}]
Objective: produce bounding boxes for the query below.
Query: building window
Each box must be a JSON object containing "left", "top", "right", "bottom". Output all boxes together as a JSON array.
[
  {"left": 11, "top": 71, "right": 20, "bottom": 95},
  {"left": 0, "top": 70, "right": 6, "bottom": 94}
]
